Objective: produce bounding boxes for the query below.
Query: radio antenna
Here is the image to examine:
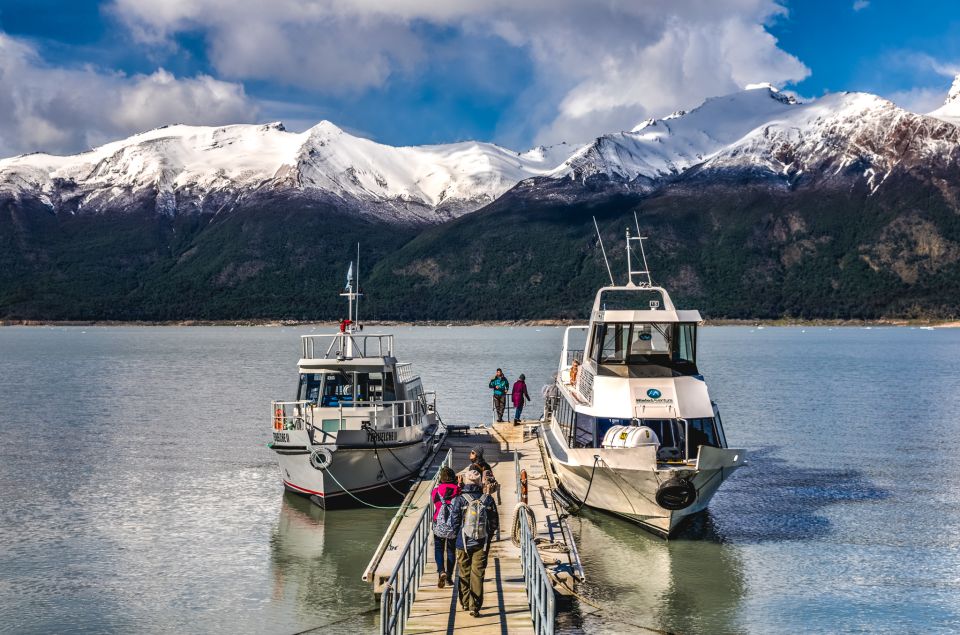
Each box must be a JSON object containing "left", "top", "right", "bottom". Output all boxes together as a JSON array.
[
  {"left": 593, "top": 216, "right": 615, "bottom": 286},
  {"left": 355, "top": 242, "right": 360, "bottom": 326}
]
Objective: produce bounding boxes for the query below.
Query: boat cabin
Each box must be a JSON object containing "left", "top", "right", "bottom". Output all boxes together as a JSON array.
[{"left": 554, "top": 285, "right": 727, "bottom": 460}]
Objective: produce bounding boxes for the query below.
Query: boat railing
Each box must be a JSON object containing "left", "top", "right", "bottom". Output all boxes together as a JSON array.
[
  {"left": 395, "top": 363, "right": 418, "bottom": 384},
  {"left": 379, "top": 448, "right": 454, "bottom": 635},
  {"left": 565, "top": 349, "right": 584, "bottom": 366},
  {"left": 518, "top": 459, "right": 556, "bottom": 635},
  {"left": 271, "top": 400, "right": 314, "bottom": 431},
  {"left": 301, "top": 333, "right": 394, "bottom": 359},
  {"left": 271, "top": 399, "right": 426, "bottom": 434}
]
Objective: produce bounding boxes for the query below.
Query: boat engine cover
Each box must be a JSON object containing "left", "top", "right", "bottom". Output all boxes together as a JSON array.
[
  {"left": 601, "top": 425, "right": 660, "bottom": 449},
  {"left": 655, "top": 477, "right": 697, "bottom": 510}
]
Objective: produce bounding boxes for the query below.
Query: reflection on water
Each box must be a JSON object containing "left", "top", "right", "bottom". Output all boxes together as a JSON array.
[
  {"left": 2, "top": 325, "right": 959, "bottom": 634},
  {"left": 269, "top": 494, "right": 391, "bottom": 634},
  {"left": 561, "top": 511, "right": 746, "bottom": 635}
]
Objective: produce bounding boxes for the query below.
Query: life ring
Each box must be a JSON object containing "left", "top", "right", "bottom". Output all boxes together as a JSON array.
[
  {"left": 273, "top": 407, "right": 284, "bottom": 431},
  {"left": 655, "top": 477, "right": 697, "bottom": 510},
  {"left": 310, "top": 447, "right": 334, "bottom": 470}
]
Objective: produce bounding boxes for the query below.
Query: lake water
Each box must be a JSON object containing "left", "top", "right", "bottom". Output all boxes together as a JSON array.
[{"left": 1, "top": 325, "right": 958, "bottom": 634}]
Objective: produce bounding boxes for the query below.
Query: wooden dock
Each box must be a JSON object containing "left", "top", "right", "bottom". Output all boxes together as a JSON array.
[{"left": 364, "top": 422, "right": 582, "bottom": 634}]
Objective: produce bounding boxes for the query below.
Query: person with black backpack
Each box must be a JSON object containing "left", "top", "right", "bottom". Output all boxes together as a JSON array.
[
  {"left": 431, "top": 466, "right": 460, "bottom": 588},
  {"left": 450, "top": 465, "right": 499, "bottom": 617}
]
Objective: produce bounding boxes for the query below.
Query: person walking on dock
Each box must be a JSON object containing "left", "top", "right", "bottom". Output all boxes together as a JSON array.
[
  {"left": 489, "top": 368, "right": 509, "bottom": 422},
  {"left": 451, "top": 467, "right": 499, "bottom": 617},
  {"left": 511, "top": 374, "right": 531, "bottom": 424},
  {"left": 431, "top": 466, "right": 460, "bottom": 589}
]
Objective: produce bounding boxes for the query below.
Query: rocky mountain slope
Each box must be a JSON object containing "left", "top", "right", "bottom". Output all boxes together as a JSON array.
[{"left": 4, "top": 80, "right": 960, "bottom": 320}]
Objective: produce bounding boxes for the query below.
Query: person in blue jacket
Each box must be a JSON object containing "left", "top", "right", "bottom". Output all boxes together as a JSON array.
[
  {"left": 488, "top": 368, "right": 509, "bottom": 422},
  {"left": 450, "top": 466, "right": 499, "bottom": 616}
]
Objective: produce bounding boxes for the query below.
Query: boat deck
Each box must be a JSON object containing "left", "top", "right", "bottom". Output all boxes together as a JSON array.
[{"left": 364, "top": 422, "right": 581, "bottom": 634}]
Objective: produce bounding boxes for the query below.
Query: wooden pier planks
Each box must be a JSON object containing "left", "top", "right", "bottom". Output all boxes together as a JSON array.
[{"left": 404, "top": 426, "right": 534, "bottom": 635}]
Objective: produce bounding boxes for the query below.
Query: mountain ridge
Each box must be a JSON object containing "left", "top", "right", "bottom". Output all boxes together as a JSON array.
[{"left": 4, "top": 79, "right": 960, "bottom": 320}]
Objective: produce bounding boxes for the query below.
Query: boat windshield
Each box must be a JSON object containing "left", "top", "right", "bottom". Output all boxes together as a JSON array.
[
  {"left": 590, "top": 322, "right": 698, "bottom": 376},
  {"left": 297, "top": 370, "right": 396, "bottom": 406}
]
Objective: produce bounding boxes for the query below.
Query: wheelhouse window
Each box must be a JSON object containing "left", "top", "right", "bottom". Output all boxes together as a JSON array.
[
  {"left": 298, "top": 373, "right": 323, "bottom": 402},
  {"left": 590, "top": 322, "right": 699, "bottom": 376},
  {"left": 688, "top": 417, "right": 720, "bottom": 449}
]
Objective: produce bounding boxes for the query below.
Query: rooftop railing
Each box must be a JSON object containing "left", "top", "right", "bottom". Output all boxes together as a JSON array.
[{"left": 301, "top": 333, "right": 394, "bottom": 360}]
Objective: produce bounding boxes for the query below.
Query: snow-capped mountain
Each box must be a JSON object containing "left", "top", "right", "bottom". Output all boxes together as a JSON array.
[
  {"left": 4, "top": 77, "right": 960, "bottom": 223},
  {"left": 0, "top": 120, "right": 574, "bottom": 223}
]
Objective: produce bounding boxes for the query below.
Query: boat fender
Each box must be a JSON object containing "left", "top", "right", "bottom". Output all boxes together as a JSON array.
[
  {"left": 655, "top": 477, "right": 697, "bottom": 510},
  {"left": 310, "top": 447, "right": 333, "bottom": 470}
]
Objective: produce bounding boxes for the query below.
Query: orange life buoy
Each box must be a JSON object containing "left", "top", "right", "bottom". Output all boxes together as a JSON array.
[{"left": 273, "top": 407, "right": 284, "bottom": 430}]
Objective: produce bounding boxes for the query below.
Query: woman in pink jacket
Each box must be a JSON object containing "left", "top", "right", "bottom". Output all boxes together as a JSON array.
[
  {"left": 431, "top": 466, "right": 460, "bottom": 588},
  {"left": 511, "top": 374, "right": 531, "bottom": 424}
]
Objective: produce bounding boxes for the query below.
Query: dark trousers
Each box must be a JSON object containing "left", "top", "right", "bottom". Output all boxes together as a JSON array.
[
  {"left": 434, "top": 535, "right": 455, "bottom": 576},
  {"left": 514, "top": 402, "right": 524, "bottom": 422},
  {"left": 456, "top": 543, "right": 490, "bottom": 612},
  {"left": 493, "top": 394, "right": 505, "bottom": 421}
]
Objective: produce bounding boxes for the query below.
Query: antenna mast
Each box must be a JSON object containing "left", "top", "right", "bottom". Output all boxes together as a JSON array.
[
  {"left": 626, "top": 211, "right": 652, "bottom": 287},
  {"left": 593, "top": 216, "right": 616, "bottom": 286}
]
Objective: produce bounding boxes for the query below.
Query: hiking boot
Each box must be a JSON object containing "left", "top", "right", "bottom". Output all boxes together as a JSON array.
[
  {"left": 470, "top": 610, "right": 480, "bottom": 617},
  {"left": 438, "top": 572, "right": 446, "bottom": 588}
]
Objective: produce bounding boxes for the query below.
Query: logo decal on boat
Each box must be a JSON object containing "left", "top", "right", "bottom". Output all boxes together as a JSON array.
[
  {"left": 646, "top": 389, "right": 662, "bottom": 399},
  {"left": 639, "top": 333, "right": 652, "bottom": 341}
]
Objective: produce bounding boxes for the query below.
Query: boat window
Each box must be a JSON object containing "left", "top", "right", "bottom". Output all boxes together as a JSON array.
[
  {"left": 384, "top": 372, "right": 396, "bottom": 401},
  {"left": 298, "top": 373, "right": 323, "bottom": 403},
  {"left": 688, "top": 417, "right": 719, "bottom": 449},
  {"left": 573, "top": 413, "right": 594, "bottom": 448},
  {"left": 676, "top": 323, "right": 696, "bottom": 365},
  {"left": 713, "top": 406, "right": 728, "bottom": 448},
  {"left": 594, "top": 322, "right": 698, "bottom": 376},
  {"left": 642, "top": 419, "right": 676, "bottom": 448},
  {"left": 599, "top": 324, "right": 630, "bottom": 363},
  {"left": 320, "top": 372, "right": 355, "bottom": 407}
]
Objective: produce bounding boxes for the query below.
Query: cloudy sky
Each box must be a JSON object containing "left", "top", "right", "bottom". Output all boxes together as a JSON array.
[{"left": 1, "top": 0, "right": 959, "bottom": 156}]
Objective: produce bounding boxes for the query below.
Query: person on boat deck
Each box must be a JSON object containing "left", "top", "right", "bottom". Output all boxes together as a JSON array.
[
  {"left": 488, "top": 368, "right": 509, "bottom": 422},
  {"left": 451, "top": 468, "right": 499, "bottom": 617},
  {"left": 568, "top": 359, "right": 579, "bottom": 386},
  {"left": 511, "top": 374, "right": 531, "bottom": 424},
  {"left": 431, "top": 466, "right": 460, "bottom": 589}
]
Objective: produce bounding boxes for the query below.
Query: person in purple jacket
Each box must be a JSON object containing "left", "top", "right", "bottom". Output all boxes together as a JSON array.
[
  {"left": 511, "top": 373, "right": 531, "bottom": 424},
  {"left": 430, "top": 466, "right": 460, "bottom": 588}
]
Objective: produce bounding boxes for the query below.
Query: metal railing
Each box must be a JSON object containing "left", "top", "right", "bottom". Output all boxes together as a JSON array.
[
  {"left": 519, "top": 490, "right": 556, "bottom": 635},
  {"left": 271, "top": 400, "right": 314, "bottom": 431},
  {"left": 565, "top": 349, "right": 584, "bottom": 366},
  {"left": 380, "top": 448, "right": 454, "bottom": 635},
  {"left": 271, "top": 398, "right": 434, "bottom": 443},
  {"left": 395, "top": 363, "right": 420, "bottom": 384},
  {"left": 301, "top": 333, "right": 394, "bottom": 359}
]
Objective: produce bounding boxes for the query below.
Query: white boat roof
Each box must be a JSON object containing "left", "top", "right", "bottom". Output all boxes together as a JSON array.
[{"left": 592, "top": 308, "right": 702, "bottom": 323}]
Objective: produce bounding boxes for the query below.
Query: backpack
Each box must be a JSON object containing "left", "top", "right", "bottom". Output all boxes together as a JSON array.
[
  {"left": 433, "top": 490, "right": 457, "bottom": 540},
  {"left": 460, "top": 493, "right": 490, "bottom": 545}
]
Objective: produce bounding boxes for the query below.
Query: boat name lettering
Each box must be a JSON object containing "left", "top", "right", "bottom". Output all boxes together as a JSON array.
[
  {"left": 369, "top": 430, "right": 398, "bottom": 443},
  {"left": 273, "top": 432, "right": 290, "bottom": 443},
  {"left": 636, "top": 397, "right": 674, "bottom": 404}
]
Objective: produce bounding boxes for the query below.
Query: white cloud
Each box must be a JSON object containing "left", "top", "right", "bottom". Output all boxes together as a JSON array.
[
  {"left": 0, "top": 34, "right": 258, "bottom": 156},
  {"left": 887, "top": 87, "right": 949, "bottom": 114},
  {"left": 109, "top": 0, "right": 810, "bottom": 147},
  {"left": 853, "top": 0, "right": 870, "bottom": 11}
]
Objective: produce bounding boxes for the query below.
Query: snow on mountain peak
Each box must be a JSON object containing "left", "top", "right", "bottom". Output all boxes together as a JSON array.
[
  {"left": 946, "top": 74, "right": 960, "bottom": 105},
  {"left": 926, "top": 74, "right": 960, "bottom": 124}
]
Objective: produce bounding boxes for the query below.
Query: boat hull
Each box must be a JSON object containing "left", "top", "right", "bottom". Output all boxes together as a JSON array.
[
  {"left": 543, "top": 422, "right": 745, "bottom": 537},
  {"left": 272, "top": 427, "right": 434, "bottom": 508}
]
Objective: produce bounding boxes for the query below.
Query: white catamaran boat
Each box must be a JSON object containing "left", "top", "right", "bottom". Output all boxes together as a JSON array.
[
  {"left": 268, "top": 263, "right": 438, "bottom": 508},
  {"left": 542, "top": 225, "right": 746, "bottom": 537}
]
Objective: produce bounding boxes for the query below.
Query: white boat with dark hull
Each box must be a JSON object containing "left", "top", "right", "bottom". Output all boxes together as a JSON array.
[
  {"left": 268, "top": 265, "right": 438, "bottom": 509},
  {"left": 542, "top": 226, "right": 745, "bottom": 537}
]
